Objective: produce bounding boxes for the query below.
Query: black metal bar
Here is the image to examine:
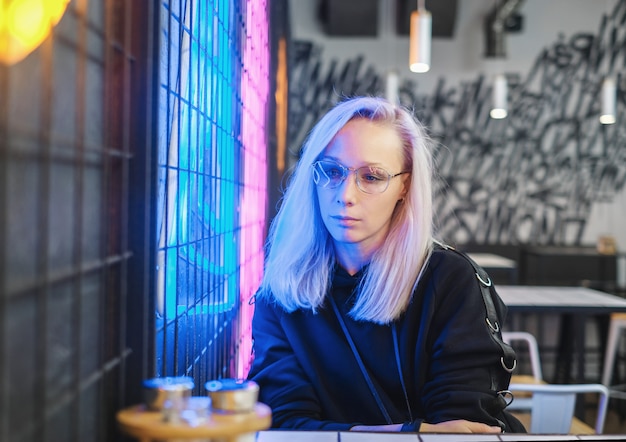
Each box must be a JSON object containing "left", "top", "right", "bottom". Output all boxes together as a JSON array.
[{"left": 0, "top": 52, "right": 8, "bottom": 442}]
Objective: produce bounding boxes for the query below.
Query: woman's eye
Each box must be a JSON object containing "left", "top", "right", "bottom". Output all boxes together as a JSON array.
[
  {"left": 325, "top": 167, "right": 342, "bottom": 178},
  {"left": 363, "top": 174, "right": 381, "bottom": 182},
  {"left": 361, "top": 169, "right": 386, "bottom": 182}
]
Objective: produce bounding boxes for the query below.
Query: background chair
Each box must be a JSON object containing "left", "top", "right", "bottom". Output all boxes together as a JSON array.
[
  {"left": 501, "top": 331, "right": 545, "bottom": 412},
  {"left": 602, "top": 312, "right": 626, "bottom": 388},
  {"left": 507, "top": 383, "right": 609, "bottom": 434},
  {"left": 502, "top": 331, "right": 543, "bottom": 382}
]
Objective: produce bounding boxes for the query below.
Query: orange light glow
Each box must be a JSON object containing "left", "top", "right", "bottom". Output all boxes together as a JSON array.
[
  {"left": 275, "top": 37, "right": 288, "bottom": 174},
  {"left": 0, "top": 0, "right": 70, "bottom": 65}
]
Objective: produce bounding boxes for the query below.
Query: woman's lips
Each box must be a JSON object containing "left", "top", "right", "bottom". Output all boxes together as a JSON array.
[{"left": 332, "top": 215, "right": 359, "bottom": 227}]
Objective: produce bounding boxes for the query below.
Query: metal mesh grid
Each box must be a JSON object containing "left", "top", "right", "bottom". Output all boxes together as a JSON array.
[
  {"left": 0, "top": 0, "right": 269, "bottom": 438},
  {"left": 156, "top": 0, "right": 269, "bottom": 390},
  {"left": 0, "top": 1, "right": 154, "bottom": 441}
]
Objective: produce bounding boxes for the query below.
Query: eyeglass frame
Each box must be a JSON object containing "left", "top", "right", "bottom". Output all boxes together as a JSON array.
[{"left": 311, "top": 159, "right": 411, "bottom": 194}]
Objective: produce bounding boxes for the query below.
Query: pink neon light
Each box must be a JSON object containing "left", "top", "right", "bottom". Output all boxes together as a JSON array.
[{"left": 238, "top": 0, "right": 269, "bottom": 378}]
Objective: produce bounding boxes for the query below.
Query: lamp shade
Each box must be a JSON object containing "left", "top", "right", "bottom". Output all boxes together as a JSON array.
[
  {"left": 385, "top": 70, "right": 399, "bottom": 103},
  {"left": 490, "top": 74, "right": 508, "bottom": 119},
  {"left": 600, "top": 77, "right": 616, "bottom": 125},
  {"left": 409, "top": 9, "right": 431, "bottom": 73},
  {"left": 0, "top": 0, "right": 70, "bottom": 65}
]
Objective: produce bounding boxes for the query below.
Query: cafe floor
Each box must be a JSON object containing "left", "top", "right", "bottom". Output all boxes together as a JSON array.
[
  {"left": 584, "top": 395, "right": 626, "bottom": 434},
  {"left": 604, "top": 411, "right": 626, "bottom": 434}
]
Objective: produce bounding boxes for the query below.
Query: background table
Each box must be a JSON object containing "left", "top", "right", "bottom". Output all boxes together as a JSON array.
[
  {"left": 469, "top": 253, "right": 518, "bottom": 284},
  {"left": 496, "top": 285, "right": 626, "bottom": 385},
  {"left": 497, "top": 286, "right": 626, "bottom": 313}
]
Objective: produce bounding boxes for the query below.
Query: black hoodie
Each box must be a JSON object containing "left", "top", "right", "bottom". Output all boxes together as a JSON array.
[{"left": 248, "top": 248, "right": 521, "bottom": 432}]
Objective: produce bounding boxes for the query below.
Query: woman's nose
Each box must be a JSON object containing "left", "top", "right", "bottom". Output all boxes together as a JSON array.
[{"left": 335, "top": 170, "right": 359, "bottom": 203}]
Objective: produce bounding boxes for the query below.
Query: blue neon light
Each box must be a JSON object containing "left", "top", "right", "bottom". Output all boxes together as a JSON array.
[{"left": 159, "top": 0, "right": 239, "bottom": 319}]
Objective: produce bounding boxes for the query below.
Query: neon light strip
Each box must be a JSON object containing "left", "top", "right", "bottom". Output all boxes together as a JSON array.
[{"left": 238, "top": 0, "right": 269, "bottom": 377}]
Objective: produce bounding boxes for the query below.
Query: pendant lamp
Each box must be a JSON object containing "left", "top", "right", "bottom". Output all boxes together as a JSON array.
[
  {"left": 490, "top": 73, "right": 508, "bottom": 119},
  {"left": 385, "top": 70, "right": 399, "bottom": 103},
  {"left": 409, "top": 0, "right": 431, "bottom": 73},
  {"left": 599, "top": 77, "right": 616, "bottom": 125}
]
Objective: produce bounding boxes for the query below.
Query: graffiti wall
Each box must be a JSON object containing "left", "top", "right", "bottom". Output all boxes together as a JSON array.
[{"left": 288, "top": 0, "right": 625, "bottom": 247}]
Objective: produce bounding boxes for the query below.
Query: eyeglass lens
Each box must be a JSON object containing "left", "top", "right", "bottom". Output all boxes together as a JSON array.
[{"left": 313, "top": 160, "right": 391, "bottom": 194}]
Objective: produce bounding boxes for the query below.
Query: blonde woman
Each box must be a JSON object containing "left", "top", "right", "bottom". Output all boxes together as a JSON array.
[{"left": 248, "top": 96, "right": 523, "bottom": 433}]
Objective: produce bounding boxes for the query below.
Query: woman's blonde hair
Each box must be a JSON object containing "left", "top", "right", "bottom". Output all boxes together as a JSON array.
[{"left": 259, "top": 96, "right": 434, "bottom": 324}]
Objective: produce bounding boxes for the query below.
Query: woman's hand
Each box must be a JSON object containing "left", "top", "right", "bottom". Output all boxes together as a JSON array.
[{"left": 420, "top": 419, "right": 502, "bottom": 433}]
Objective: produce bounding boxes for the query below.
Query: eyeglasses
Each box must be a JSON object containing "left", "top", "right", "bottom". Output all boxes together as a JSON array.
[{"left": 312, "top": 160, "right": 410, "bottom": 194}]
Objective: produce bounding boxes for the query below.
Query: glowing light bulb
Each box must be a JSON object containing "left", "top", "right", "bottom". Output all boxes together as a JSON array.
[{"left": 0, "top": 0, "right": 70, "bottom": 65}]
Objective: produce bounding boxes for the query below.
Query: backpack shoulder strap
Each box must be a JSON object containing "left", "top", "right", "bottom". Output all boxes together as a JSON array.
[{"left": 434, "top": 242, "right": 517, "bottom": 374}]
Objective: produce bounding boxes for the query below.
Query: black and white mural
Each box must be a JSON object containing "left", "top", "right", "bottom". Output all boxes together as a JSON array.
[{"left": 287, "top": 0, "right": 626, "bottom": 247}]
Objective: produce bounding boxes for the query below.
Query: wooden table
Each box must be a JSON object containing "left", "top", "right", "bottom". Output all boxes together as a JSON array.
[{"left": 117, "top": 401, "right": 271, "bottom": 441}]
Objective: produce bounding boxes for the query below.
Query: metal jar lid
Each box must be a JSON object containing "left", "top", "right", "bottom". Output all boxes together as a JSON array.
[
  {"left": 143, "top": 376, "right": 194, "bottom": 411},
  {"left": 205, "top": 379, "right": 259, "bottom": 413}
]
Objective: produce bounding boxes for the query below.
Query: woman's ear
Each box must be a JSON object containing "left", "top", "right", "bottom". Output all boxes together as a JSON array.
[{"left": 399, "top": 176, "right": 410, "bottom": 201}]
